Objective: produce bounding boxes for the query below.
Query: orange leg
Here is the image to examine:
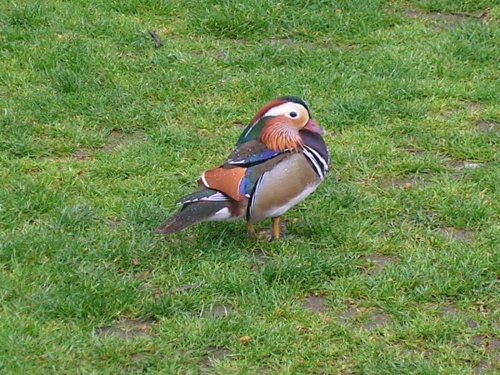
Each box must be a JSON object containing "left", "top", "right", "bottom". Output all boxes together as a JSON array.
[
  {"left": 271, "top": 217, "right": 281, "bottom": 241},
  {"left": 247, "top": 222, "right": 256, "bottom": 237}
]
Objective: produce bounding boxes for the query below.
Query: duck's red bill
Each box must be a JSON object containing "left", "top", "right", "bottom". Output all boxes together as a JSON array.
[{"left": 303, "top": 119, "right": 324, "bottom": 135}]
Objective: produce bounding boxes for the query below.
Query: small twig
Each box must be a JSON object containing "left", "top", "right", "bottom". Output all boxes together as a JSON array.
[{"left": 148, "top": 30, "right": 162, "bottom": 48}]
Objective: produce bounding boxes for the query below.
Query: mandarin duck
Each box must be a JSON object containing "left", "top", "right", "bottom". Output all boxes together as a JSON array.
[{"left": 156, "top": 96, "right": 329, "bottom": 240}]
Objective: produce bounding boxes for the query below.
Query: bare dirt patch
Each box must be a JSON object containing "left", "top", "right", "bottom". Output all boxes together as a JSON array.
[
  {"left": 97, "top": 318, "right": 156, "bottom": 339},
  {"left": 148, "top": 283, "right": 201, "bottom": 299},
  {"left": 201, "top": 304, "right": 230, "bottom": 318},
  {"left": 473, "top": 359, "right": 490, "bottom": 375},
  {"left": 400, "top": 348, "right": 433, "bottom": 361},
  {"left": 432, "top": 303, "right": 480, "bottom": 328},
  {"left": 206, "top": 345, "right": 230, "bottom": 359},
  {"left": 170, "top": 284, "right": 200, "bottom": 294},
  {"left": 232, "top": 120, "right": 246, "bottom": 129},
  {"left": 72, "top": 149, "right": 89, "bottom": 160},
  {"left": 268, "top": 37, "right": 320, "bottom": 50},
  {"left": 440, "top": 227, "right": 474, "bottom": 243},
  {"left": 303, "top": 295, "right": 328, "bottom": 313},
  {"left": 466, "top": 102, "right": 483, "bottom": 111},
  {"left": 106, "top": 218, "right": 122, "bottom": 227},
  {"left": 470, "top": 335, "right": 500, "bottom": 354},
  {"left": 404, "top": 148, "right": 426, "bottom": 157},
  {"left": 200, "top": 346, "right": 231, "bottom": 373},
  {"left": 364, "top": 254, "right": 397, "bottom": 275},
  {"left": 437, "top": 102, "right": 483, "bottom": 119},
  {"left": 405, "top": 8, "right": 489, "bottom": 29},
  {"left": 130, "top": 352, "right": 149, "bottom": 362},
  {"left": 192, "top": 49, "right": 228, "bottom": 60},
  {"left": 257, "top": 224, "right": 289, "bottom": 241},
  {"left": 442, "top": 159, "right": 483, "bottom": 170},
  {"left": 362, "top": 311, "right": 392, "bottom": 330},
  {"left": 439, "top": 304, "right": 461, "bottom": 317},
  {"left": 466, "top": 319, "right": 479, "bottom": 329},
  {"left": 440, "top": 109, "right": 456, "bottom": 120},
  {"left": 249, "top": 250, "right": 270, "bottom": 272},
  {"left": 476, "top": 120, "right": 499, "bottom": 133},
  {"left": 337, "top": 303, "right": 392, "bottom": 329},
  {"left": 101, "top": 130, "right": 145, "bottom": 152},
  {"left": 337, "top": 305, "right": 363, "bottom": 324}
]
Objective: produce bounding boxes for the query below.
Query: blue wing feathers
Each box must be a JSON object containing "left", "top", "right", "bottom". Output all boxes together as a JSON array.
[{"left": 226, "top": 149, "right": 280, "bottom": 166}]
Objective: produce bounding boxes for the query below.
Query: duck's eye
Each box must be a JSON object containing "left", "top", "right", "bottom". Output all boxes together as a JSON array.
[{"left": 289, "top": 111, "right": 298, "bottom": 118}]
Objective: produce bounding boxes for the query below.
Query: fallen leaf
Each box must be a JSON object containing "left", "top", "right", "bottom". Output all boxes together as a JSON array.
[
  {"left": 132, "top": 258, "right": 141, "bottom": 265},
  {"left": 152, "top": 290, "right": 162, "bottom": 299},
  {"left": 239, "top": 335, "right": 252, "bottom": 344}
]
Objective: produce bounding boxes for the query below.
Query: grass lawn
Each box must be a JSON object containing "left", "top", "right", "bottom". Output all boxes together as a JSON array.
[{"left": 1, "top": 0, "right": 499, "bottom": 373}]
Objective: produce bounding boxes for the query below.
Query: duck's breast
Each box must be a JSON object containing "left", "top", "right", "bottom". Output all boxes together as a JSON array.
[{"left": 248, "top": 152, "right": 322, "bottom": 222}]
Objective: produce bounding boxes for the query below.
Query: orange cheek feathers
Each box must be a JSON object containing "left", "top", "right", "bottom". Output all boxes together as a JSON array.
[{"left": 260, "top": 119, "right": 303, "bottom": 152}]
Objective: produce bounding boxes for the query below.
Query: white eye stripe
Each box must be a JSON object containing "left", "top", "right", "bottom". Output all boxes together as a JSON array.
[{"left": 263, "top": 103, "right": 305, "bottom": 118}]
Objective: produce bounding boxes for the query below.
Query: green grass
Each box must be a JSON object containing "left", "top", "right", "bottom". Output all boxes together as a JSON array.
[{"left": 1, "top": 0, "right": 499, "bottom": 373}]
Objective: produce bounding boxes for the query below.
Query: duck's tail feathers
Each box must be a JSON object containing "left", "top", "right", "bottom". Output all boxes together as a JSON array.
[{"left": 155, "top": 193, "right": 228, "bottom": 234}]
